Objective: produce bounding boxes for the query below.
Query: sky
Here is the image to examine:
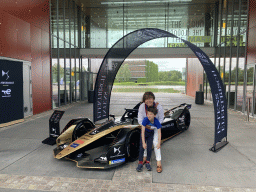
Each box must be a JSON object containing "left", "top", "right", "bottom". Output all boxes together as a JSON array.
[
  {"left": 126, "top": 58, "right": 187, "bottom": 72},
  {"left": 147, "top": 58, "right": 186, "bottom": 72}
]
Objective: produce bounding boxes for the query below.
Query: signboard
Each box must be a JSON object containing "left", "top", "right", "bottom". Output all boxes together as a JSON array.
[
  {"left": 168, "top": 36, "right": 212, "bottom": 47},
  {"left": 42, "top": 110, "right": 65, "bottom": 145},
  {"left": 0, "top": 60, "right": 23, "bottom": 124}
]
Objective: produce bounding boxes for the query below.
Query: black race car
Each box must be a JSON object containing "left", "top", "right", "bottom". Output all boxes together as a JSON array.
[{"left": 53, "top": 103, "right": 191, "bottom": 169}]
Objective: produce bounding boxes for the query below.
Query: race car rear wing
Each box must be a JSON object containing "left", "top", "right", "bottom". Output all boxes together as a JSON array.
[{"left": 164, "top": 103, "right": 191, "bottom": 116}]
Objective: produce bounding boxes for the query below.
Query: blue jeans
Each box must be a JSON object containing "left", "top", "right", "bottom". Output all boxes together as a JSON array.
[{"left": 139, "top": 131, "right": 154, "bottom": 162}]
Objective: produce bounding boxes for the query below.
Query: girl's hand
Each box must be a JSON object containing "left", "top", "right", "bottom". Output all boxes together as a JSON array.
[
  {"left": 156, "top": 143, "right": 161, "bottom": 149},
  {"left": 145, "top": 125, "right": 151, "bottom": 129},
  {"left": 143, "top": 143, "right": 147, "bottom": 149}
]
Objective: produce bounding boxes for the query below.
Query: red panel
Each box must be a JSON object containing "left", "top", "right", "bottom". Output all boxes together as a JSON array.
[
  {"left": 42, "top": 30, "right": 52, "bottom": 111},
  {"left": 30, "top": 0, "right": 50, "bottom": 32},
  {"left": 0, "top": 0, "right": 49, "bottom": 32},
  {"left": 0, "top": 11, "right": 2, "bottom": 54},
  {"left": 40, "top": 0, "right": 50, "bottom": 32},
  {"left": 31, "top": 25, "right": 43, "bottom": 114},
  {"left": 17, "top": 18, "right": 31, "bottom": 61},
  {"left": 1, "top": 0, "right": 31, "bottom": 22},
  {"left": 30, "top": 0, "right": 48, "bottom": 7},
  {"left": 186, "top": 58, "right": 203, "bottom": 98},
  {"left": 0, "top": 12, "right": 18, "bottom": 58},
  {"left": 32, "top": 56, "right": 43, "bottom": 115},
  {"left": 249, "top": 0, "right": 256, "bottom": 29},
  {"left": 0, "top": 0, "right": 18, "bottom": 13},
  {"left": 247, "top": 0, "right": 256, "bottom": 65}
]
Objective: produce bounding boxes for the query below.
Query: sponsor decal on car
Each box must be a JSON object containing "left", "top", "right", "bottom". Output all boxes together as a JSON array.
[
  {"left": 109, "top": 158, "right": 125, "bottom": 165},
  {"left": 75, "top": 140, "right": 84, "bottom": 144},
  {"left": 110, "top": 146, "right": 125, "bottom": 158},
  {"left": 70, "top": 143, "right": 79, "bottom": 148},
  {"left": 114, "top": 147, "right": 121, "bottom": 154},
  {"left": 162, "top": 123, "right": 174, "bottom": 129}
]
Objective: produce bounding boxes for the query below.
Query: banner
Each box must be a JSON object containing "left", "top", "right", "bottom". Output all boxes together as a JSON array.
[
  {"left": 93, "top": 28, "right": 227, "bottom": 150},
  {"left": 0, "top": 59, "right": 24, "bottom": 124}
]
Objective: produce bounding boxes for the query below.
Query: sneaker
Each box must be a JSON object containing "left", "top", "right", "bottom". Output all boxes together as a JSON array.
[
  {"left": 136, "top": 164, "right": 143, "bottom": 172},
  {"left": 145, "top": 163, "right": 152, "bottom": 171}
]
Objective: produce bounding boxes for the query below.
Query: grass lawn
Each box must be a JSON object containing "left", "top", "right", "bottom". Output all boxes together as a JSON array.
[
  {"left": 114, "top": 81, "right": 185, "bottom": 86},
  {"left": 112, "top": 87, "right": 181, "bottom": 93}
]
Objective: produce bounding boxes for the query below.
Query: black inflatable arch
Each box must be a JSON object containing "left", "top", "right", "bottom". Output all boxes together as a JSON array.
[{"left": 93, "top": 28, "right": 228, "bottom": 152}]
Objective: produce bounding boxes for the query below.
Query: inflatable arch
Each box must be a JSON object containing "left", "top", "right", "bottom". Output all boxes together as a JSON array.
[{"left": 93, "top": 28, "right": 228, "bottom": 152}]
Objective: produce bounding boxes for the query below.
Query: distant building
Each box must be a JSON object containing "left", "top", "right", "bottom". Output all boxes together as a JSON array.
[{"left": 122, "top": 60, "right": 147, "bottom": 81}]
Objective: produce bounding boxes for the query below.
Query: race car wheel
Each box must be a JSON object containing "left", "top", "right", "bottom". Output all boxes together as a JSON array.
[
  {"left": 125, "top": 129, "right": 140, "bottom": 162},
  {"left": 181, "top": 109, "right": 191, "bottom": 131}
]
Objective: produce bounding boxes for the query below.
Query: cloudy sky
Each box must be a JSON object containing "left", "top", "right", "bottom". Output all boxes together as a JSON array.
[{"left": 147, "top": 58, "right": 186, "bottom": 72}]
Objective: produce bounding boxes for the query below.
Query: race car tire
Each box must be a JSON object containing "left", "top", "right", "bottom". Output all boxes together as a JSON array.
[
  {"left": 184, "top": 109, "right": 191, "bottom": 129},
  {"left": 125, "top": 129, "right": 140, "bottom": 162},
  {"left": 180, "top": 108, "right": 191, "bottom": 131}
]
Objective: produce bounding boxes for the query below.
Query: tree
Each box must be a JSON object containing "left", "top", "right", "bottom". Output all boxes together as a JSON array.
[
  {"left": 247, "top": 67, "right": 254, "bottom": 83},
  {"left": 158, "top": 71, "right": 169, "bottom": 81},
  {"left": 158, "top": 70, "right": 182, "bottom": 81},
  {"left": 230, "top": 67, "right": 244, "bottom": 82},
  {"left": 170, "top": 70, "right": 182, "bottom": 81},
  {"left": 52, "top": 63, "right": 64, "bottom": 83},
  {"left": 116, "top": 63, "right": 131, "bottom": 82},
  {"left": 145, "top": 60, "right": 158, "bottom": 82}
]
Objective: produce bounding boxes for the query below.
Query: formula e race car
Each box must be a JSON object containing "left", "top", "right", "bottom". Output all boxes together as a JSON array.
[{"left": 53, "top": 103, "right": 191, "bottom": 169}]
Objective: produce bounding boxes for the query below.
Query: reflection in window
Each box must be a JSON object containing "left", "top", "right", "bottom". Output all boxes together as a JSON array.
[
  {"left": 246, "top": 66, "right": 255, "bottom": 115},
  {"left": 236, "top": 58, "right": 245, "bottom": 112},
  {"left": 52, "top": 58, "right": 59, "bottom": 107}
]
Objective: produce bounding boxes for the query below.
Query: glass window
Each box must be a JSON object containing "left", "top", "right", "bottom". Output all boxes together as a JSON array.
[
  {"left": 75, "top": 58, "right": 80, "bottom": 101},
  {"left": 58, "top": 0, "right": 64, "bottom": 41},
  {"left": 52, "top": 58, "right": 59, "bottom": 108},
  {"left": 90, "top": 7, "right": 107, "bottom": 48},
  {"left": 236, "top": 58, "right": 245, "bottom": 111},
  {"left": 70, "top": 1, "right": 75, "bottom": 46},
  {"left": 51, "top": 0, "right": 58, "bottom": 37},
  {"left": 82, "top": 58, "right": 88, "bottom": 72},
  {"left": 246, "top": 65, "right": 254, "bottom": 115},
  {"left": 66, "top": 58, "right": 71, "bottom": 103},
  {"left": 59, "top": 58, "right": 66, "bottom": 105},
  {"left": 65, "top": 0, "right": 70, "bottom": 45},
  {"left": 70, "top": 57, "right": 75, "bottom": 101}
]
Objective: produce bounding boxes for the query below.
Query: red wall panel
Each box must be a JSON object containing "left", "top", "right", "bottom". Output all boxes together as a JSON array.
[
  {"left": 247, "top": 0, "right": 256, "bottom": 65},
  {"left": 0, "top": 0, "right": 18, "bottom": 13},
  {"left": 0, "top": 11, "right": 18, "bottom": 58},
  {"left": 31, "top": 25, "right": 43, "bottom": 114},
  {"left": 186, "top": 58, "right": 204, "bottom": 98},
  {"left": 17, "top": 17, "right": 31, "bottom": 61},
  {"left": 41, "top": 30, "right": 52, "bottom": 111},
  {"left": 1, "top": 0, "right": 31, "bottom": 25},
  {"left": 30, "top": 0, "right": 50, "bottom": 32}
]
